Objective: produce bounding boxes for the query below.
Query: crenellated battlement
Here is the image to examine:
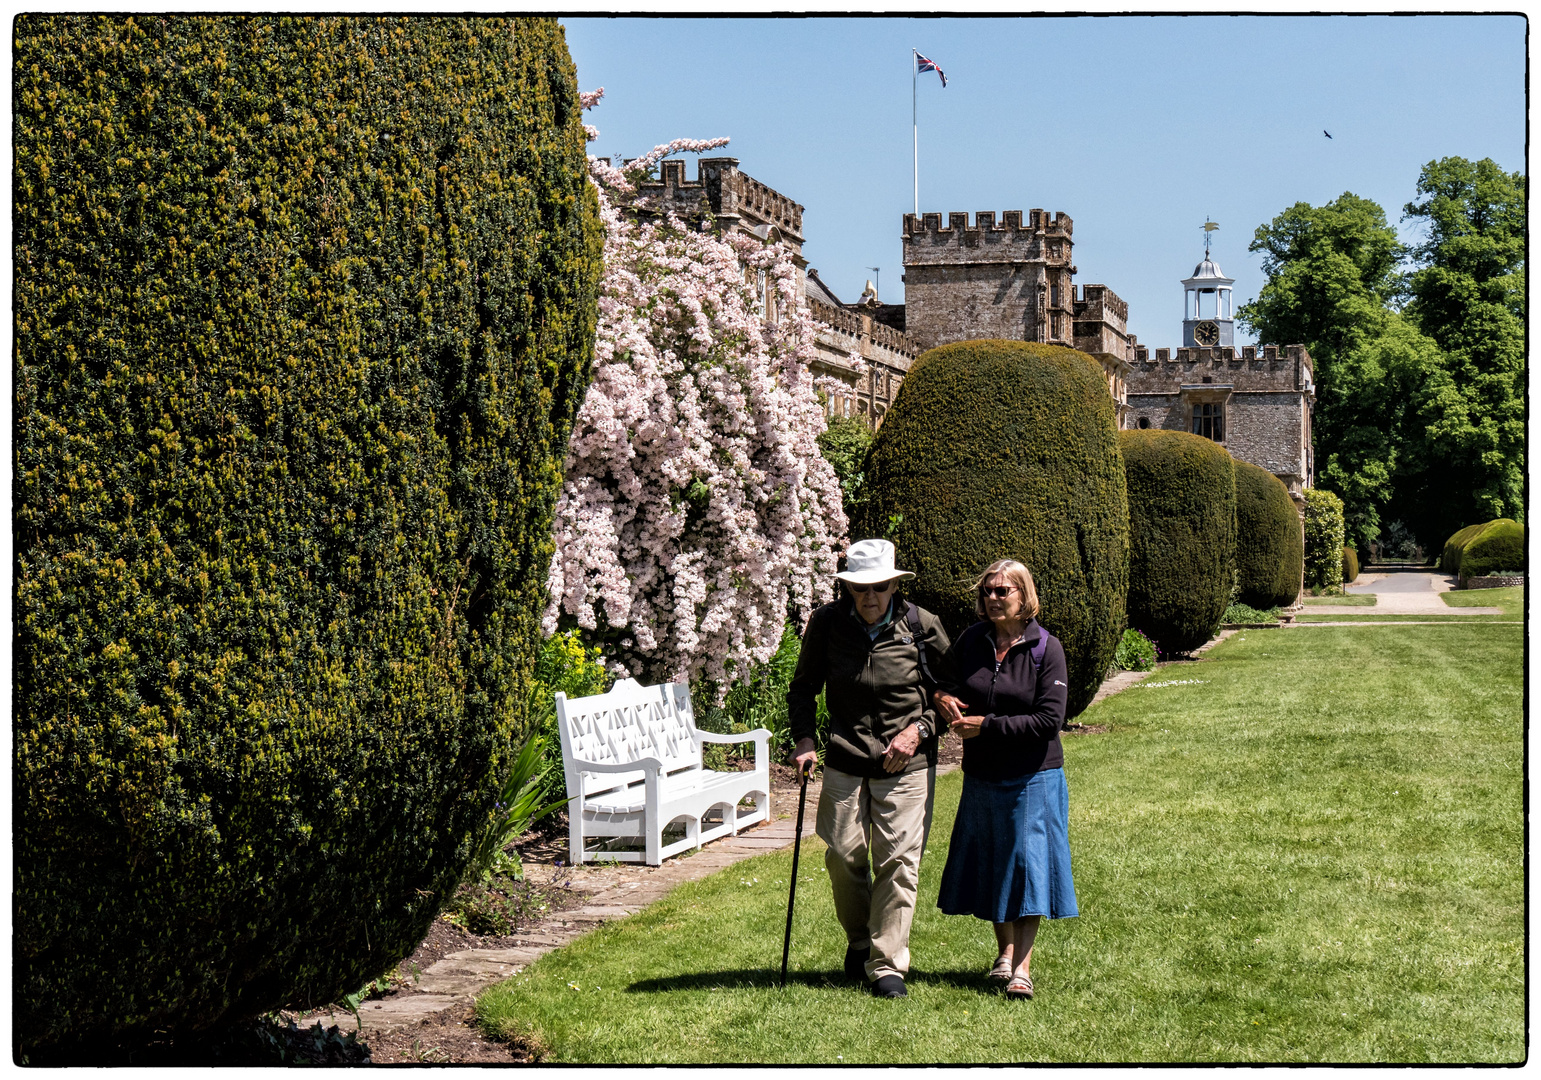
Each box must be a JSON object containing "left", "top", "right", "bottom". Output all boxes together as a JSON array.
[
  {"left": 1074, "top": 283, "right": 1128, "bottom": 324},
  {"left": 903, "top": 209, "right": 1073, "bottom": 268},
  {"left": 810, "top": 302, "right": 918, "bottom": 360},
  {"left": 629, "top": 156, "right": 805, "bottom": 243},
  {"left": 1131, "top": 343, "right": 1311, "bottom": 367}
]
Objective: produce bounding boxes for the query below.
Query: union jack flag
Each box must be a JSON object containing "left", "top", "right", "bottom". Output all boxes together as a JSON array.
[{"left": 915, "top": 51, "right": 947, "bottom": 87}]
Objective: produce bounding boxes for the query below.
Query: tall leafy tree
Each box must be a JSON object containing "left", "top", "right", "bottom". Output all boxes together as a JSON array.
[
  {"left": 1397, "top": 157, "right": 1526, "bottom": 543},
  {"left": 1238, "top": 194, "right": 1433, "bottom": 550}
]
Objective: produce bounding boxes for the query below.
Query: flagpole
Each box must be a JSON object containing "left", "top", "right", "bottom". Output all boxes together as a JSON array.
[{"left": 912, "top": 49, "right": 919, "bottom": 217}]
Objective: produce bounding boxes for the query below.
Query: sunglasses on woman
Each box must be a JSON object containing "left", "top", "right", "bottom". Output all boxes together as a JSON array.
[
  {"left": 847, "top": 581, "right": 895, "bottom": 595},
  {"left": 980, "top": 585, "right": 1018, "bottom": 598}
]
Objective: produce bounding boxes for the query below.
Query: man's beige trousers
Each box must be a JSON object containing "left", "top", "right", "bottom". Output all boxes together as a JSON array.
[{"left": 815, "top": 764, "right": 936, "bottom": 982}]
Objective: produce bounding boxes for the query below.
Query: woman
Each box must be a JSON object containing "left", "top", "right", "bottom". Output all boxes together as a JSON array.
[
  {"left": 786, "top": 538, "right": 951, "bottom": 999},
  {"left": 934, "top": 559, "right": 1077, "bottom": 1001}
]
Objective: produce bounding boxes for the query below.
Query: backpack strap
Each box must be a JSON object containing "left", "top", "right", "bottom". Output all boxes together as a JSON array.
[{"left": 906, "top": 601, "right": 939, "bottom": 694}]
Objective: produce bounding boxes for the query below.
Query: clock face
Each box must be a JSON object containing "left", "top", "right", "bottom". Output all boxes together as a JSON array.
[{"left": 1194, "top": 320, "right": 1220, "bottom": 346}]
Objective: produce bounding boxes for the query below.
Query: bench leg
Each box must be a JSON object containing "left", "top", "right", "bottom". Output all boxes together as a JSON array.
[
  {"left": 687, "top": 815, "right": 701, "bottom": 852},
  {"left": 569, "top": 807, "right": 586, "bottom": 866}
]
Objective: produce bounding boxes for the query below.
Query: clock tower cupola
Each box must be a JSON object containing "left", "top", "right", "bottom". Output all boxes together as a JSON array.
[{"left": 1182, "top": 221, "right": 1235, "bottom": 348}]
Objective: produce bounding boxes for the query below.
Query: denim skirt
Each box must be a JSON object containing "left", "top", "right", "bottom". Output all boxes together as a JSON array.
[{"left": 937, "top": 768, "right": 1078, "bottom": 922}]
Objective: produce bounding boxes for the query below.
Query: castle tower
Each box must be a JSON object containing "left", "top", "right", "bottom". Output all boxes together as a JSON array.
[
  {"left": 1181, "top": 253, "right": 1235, "bottom": 348},
  {"left": 900, "top": 210, "right": 1076, "bottom": 353}
]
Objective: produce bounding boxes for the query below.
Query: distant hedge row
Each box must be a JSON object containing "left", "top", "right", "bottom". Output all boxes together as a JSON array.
[
  {"left": 14, "top": 15, "right": 602, "bottom": 1053},
  {"left": 1234, "top": 460, "right": 1303, "bottom": 609}
]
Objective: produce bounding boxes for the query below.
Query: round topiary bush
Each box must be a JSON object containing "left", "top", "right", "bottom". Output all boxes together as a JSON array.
[
  {"left": 14, "top": 15, "right": 602, "bottom": 1054},
  {"left": 1461, "top": 519, "right": 1525, "bottom": 578},
  {"left": 1233, "top": 460, "right": 1303, "bottom": 609},
  {"left": 1441, "top": 521, "right": 1490, "bottom": 573},
  {"left": 1119, "top": 430, "right": 1237, "bottom": 655},
  {"left": 1342, "top": 545, "right": 1359, "bottom": 584},
  {"left": 857, "top": 340, "right": 1128, "bottom": 718}
]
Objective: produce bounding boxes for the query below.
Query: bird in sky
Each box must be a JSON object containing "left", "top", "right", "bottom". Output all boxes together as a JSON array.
[{"left": 1323, "top": 130, "right": 1333, "bottom": 139}]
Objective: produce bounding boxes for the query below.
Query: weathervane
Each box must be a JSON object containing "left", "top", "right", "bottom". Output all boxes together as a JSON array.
[{"left": 1202, "top": 218, "right": 1220, "bottom": 257}]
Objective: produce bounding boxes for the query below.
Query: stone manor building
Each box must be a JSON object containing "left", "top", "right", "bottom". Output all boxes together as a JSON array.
[{"left": 629, "top": 156, "right": 1313, "bottom": 500}]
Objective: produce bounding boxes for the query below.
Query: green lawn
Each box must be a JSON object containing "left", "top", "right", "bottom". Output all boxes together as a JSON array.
[
  {"left": 1441, "top": 585, "right": 1523, "bottom": 617},
  {"left": 476, "top": 625, "right": 1523, "bottom": 1063},
  {"left": 1302, "top": 594, "right": 1377, "bottom": 606}
]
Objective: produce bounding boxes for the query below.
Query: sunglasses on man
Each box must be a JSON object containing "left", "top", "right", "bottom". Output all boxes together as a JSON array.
[{"left": 846, "top": 581, "right": 896, "bottom": 595}]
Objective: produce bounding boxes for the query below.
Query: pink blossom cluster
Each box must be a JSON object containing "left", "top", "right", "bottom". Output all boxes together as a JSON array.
[{"left": 545, "top": 98, "right": 847, "bottom": 689}]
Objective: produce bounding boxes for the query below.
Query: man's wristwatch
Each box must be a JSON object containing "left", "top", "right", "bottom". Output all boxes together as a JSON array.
[{"left": 913, "top": 719, "right": 932, "bottom": 742}]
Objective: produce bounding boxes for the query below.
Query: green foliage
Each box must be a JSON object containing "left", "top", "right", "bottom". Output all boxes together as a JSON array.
[
  {"left": 1233, "top": 460, "right": 1303, "bottom": 609},
  {"left": 1342, "top": 545, "right": 1359, "bottom": 584},
  {"left": 468, "top": 733, "right": 567, "bottom": 884},
  {"left": 816, "top": 415, "right": 875, "bottom": 530},
  {"left": 1119, "top": 430, "right": 1237, "bottom": 656},
  {"left": 696, "top": 623, "right": 801, "bottom": 762},
  {"left": 13, "top": 15, "right": 602, "bottom": 1053},
  {"left": 1397, "top": 158, "right": 1526, "bottom": 546},
  {"left": 1460, "top": 520, "right": 1525, "bottom": 579},
  {"left": 1239, "top": 161, "right": 1527, "bottom": 555},
  {"left": 857, "top": 340, "right": 1129, "bottom": 717},
  {"left": 1441, "top": 522, "right": 1490, "bottom": 573},
  {"left": 1223, "top": 602, "right": 1282, "bottom": 624},
  {"left": 1303, "top": 489, "right": 1347, "bottom": 591},
  {"left": 526, "top": 630, "right": 613, "bottom": 806},
  {"left": 1114, "top": 628, "right": 1159, "bottom": 672}
]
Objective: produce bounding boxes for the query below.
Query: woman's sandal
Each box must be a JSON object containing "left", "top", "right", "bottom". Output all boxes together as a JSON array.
[
  {"left": 1005, "top": 974, "right": 1034, "bottom": 1000},
  {"left": 988, "top": 956, "right": 1014, "bottom": 983}
]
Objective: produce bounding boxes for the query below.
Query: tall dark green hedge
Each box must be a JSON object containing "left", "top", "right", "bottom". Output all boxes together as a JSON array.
[
  {"left": 14, "top": 15, "right": 602, "bottom": 1053},
  {"left": 1233, "top": 460, "right": 1303, "bottom": 609},
  {"left": 857, "top": 340, "right": 1128, "bottom": 718},
  {"left": 1120, "top": 430, "right": 1237, "bottom": 655}
]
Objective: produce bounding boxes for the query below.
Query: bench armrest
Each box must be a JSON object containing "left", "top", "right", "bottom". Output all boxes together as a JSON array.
[
  {"left": 695, "top": 729, "right": 771, "bottom": 745},
  {"left": 569, "top": 756, "right": 665, "bottom": 774}
]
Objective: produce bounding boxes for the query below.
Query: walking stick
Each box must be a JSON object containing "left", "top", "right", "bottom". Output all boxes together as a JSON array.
[{"left": 780, "top": 761, "right": 811, "bottom": 989}]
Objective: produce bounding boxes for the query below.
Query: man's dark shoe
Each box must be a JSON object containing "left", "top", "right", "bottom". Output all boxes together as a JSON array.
[
  {"left": 843, "top": 945, "right": 870, "bottom": 983},
  {"left": 871, "top": 974, "right": 907, "bottom": 998}
]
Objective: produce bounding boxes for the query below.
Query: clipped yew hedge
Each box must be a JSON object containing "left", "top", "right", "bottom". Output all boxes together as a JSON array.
[
  {"left": 1461, "top": 519, "right": 1525, "bottom": 578},
  {"left": 1342, "top": 545, "right": 1359, "bottom": 584},
  {"left": 857, "top": 340, "right": 1128, "bottom": 718},
  {"left": 1441, "top": 521, "right": 1490, "bottom": 573},
  {"left": 1233, "top": 459, "right": 1302, "bottom": 609},
  {"left": 14, "top": 15, "right": 602, "bottom": 1053},
  {"left": 1120, "top": 430, "right": 1237, "bottom": 655}
]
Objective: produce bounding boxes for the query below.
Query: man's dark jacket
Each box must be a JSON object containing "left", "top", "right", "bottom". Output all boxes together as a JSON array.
[{"left": 787, "top": 595, "right": 951, "bottom": 777}]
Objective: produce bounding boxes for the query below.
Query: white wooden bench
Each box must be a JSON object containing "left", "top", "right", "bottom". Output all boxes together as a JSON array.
[{"left": 554, "top": 678, "right": 772, "bottom": 865}]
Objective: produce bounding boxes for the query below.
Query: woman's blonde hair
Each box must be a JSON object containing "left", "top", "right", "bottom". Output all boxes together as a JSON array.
[{"left": 973, "top": 559, "right": 1040, "bottom": 620}]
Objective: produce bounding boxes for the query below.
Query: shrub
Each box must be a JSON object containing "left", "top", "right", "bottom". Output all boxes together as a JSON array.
[
  {"left": 1441, "top": 522, "right": 1490, "bottom": 572},
  {"left": 1342, "top": 545, "right": 1360, "bottom": 583},
  {"left": 1232, "top": 460, "right": 1303, "bottom": 608},
  {"left": 1114, "top": 628, "right": 1159, "bottom": 672},
  {"left": 525, "top": 631, "right": 612, "bottom": 808},
  {"left": 14, "top": 15, "right": 602, "bottom": 1053},
  {"left": 857, "top": 340, "right": 1128, "bottom": 718},
  {"left": 1461, "top": 519, "right": 1526, "bottom": 578},
  {"left": 1223, "top": 602, "right": 1282, "bottom": 624},
  {"left": 817, "top": 415, "right": 876, "bottom": 529},
  {"left": 1303, "top": 489, "right": 1347, "bottom": 591},
  {"left": 1119, "top": 430, "right": 1238, "bottom": 655},
  {"left": 695, "top": 623, "right": 802, "bottom": 760}
]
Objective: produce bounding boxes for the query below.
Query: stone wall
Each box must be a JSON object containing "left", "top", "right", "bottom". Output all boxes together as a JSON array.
[
  {"left": 808, "top": 300, "right": 918, "bottom": 427},
  {"left": 901, "top": 210, "right": 1076, "bottom": 353},
  {"left": 1125, "top": 343, "right": 1315, "bottom": 496}
]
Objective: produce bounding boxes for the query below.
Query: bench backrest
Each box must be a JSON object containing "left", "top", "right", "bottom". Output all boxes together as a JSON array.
[{"left": 554, "top": 679, "right": 702, "bottom": 800}]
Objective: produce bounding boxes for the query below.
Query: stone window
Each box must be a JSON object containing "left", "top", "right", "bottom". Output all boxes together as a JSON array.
[{"left": 1191, "top": 402, "right": 1224, "bottom": 442}]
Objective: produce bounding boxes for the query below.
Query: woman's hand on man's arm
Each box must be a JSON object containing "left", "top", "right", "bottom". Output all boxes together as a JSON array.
[{"left": 932, "top": 691, "right": 984, "bottom": 739}]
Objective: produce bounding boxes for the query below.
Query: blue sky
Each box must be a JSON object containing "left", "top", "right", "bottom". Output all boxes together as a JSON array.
[{"left": 563, "top": 14, "right": 1525, "bottom": 348}]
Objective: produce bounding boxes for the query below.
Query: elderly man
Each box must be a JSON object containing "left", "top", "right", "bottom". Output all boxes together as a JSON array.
[{"left": 787, "top": 538, "right": 951, "bottom": 999}]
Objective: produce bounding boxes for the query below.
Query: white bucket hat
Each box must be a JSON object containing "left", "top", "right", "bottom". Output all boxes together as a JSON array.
[{"left": 835, "top": 538, "right": 916, "bottom": 586}]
